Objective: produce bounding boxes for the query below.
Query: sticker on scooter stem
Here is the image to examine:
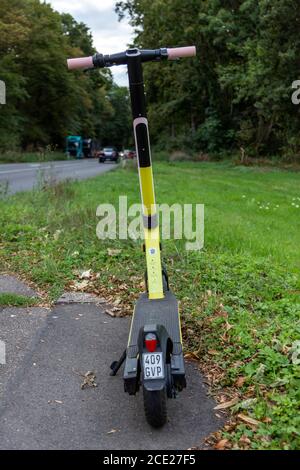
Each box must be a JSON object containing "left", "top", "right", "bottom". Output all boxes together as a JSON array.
[
  {"left": 143, "top": 352, "right": 164, "bottom": 379},
  {"left": 149, "top": 248, "right": 156, "bottom": 255}
]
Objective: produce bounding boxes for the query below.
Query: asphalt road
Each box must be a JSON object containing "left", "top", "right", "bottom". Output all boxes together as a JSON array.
[
  {"left": 0, "top": 159, "right": 116, "bottom": 194},
  {"left": 0, "top": 276, "right": 223, "bottom": 450}
]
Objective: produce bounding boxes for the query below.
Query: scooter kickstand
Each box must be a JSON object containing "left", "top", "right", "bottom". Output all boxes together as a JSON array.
[{"left": 110, "top": 350, "right": 126, "bottom": 376}]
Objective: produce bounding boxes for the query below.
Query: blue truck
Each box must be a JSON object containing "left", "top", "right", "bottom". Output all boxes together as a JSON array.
[
  {"left": 66, "top": 136, "right": 83, "bottom": 158},
  {"left": 66, "top": 136, "right": 101, "bottom": 159}
]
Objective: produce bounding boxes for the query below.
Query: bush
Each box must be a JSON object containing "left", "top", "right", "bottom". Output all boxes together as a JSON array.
[
  {"left": 193, "top": 152, "right": 211, "bottom": 162},
  {"left": 152, "top": 150, "right": 169, "bottom": 161},
  {"left": 169, "top": 150, "right": 193, "bottom": 162}
]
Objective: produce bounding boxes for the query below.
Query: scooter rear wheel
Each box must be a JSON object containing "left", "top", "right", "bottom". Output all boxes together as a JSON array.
[{"left": 143, "top": 386, "right": 167, "bottom": 428}]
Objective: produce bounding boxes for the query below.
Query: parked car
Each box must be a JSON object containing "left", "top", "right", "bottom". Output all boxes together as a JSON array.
[
  {"left": 124, "top": 148, "right": 136, "bottom": 159},
  {"left": 99, "top": 147, "right": 119, "bottom": 163}
]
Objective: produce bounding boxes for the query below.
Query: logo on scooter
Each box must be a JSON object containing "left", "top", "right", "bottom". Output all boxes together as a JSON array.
[{"left": 149, "top": 248, "right": 156, "bottom": 255}]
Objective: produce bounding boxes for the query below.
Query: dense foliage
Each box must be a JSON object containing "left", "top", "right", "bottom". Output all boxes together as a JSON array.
[
  {"left": 2, "top": 0, "right": 300, "bottom": 159},
  {"left": 116, "top": 0, "right": 300, "bottom": 160},
  {"left": 0, "top": 0, "right": 131, "bottom": 151}
]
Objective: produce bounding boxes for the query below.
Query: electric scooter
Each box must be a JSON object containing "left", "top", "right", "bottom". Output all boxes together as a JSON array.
[{"left": 67, "top": 45, "right": 196, "bottom": 427}]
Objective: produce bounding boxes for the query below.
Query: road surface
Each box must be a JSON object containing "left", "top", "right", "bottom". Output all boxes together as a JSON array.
[{"left": 0, "top": 159, "right": 116, "bottom": 194}]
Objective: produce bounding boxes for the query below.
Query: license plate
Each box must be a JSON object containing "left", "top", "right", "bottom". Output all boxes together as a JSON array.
[{"left": 143, "top": 352, "right": 164, "bottom": 379}]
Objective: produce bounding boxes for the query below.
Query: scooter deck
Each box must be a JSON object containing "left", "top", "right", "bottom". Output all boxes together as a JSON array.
[{"left": 127, "top": 291, "right": 182, "bottom": 358}]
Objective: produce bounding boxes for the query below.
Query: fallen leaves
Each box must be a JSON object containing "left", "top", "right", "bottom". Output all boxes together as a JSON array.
[
  {"left": 79, "top": 269, "right": 92, "bottom": 279},
  {"left": 81, "top": 371, "right": 97, "bottom": 390},
  {"left": 208, "top": 349, "right": 219, "bottom": 356},
  {"left": 262, "top": 416, "right": 272, "bottom": 424},
  {"left": 239, "top": 435, "right": 251, "bottom": 447},
  {"left": 290, "top": 340, "right": 300, "bottom": 365},
  {"left": 67, "top": 270, "right": 135, "bottom": 317},
  {"left": 105, "top": 306, "right": 122, "bottom": 317},
  {"left": 184, "top": 351, "right": 200, "bottom": 361},
  {"left": 53, "top": 229, "right": 63, "bottom": 241},
  {"left": 237, "top": 413, "right": 260, "bottom": 427},
  {"left": 73, "top": 369, "right": 98, "bottom": 390},
  {"left": 107, "top": 248, "right": 121, "bottom": 257},
  {"left": 225, "top": 320, "right": 233, "bottom": 332},
  {"left": 72, "top": 280, "right": 89, "bottom": 290},
  {"left": 200, "top": 362, "right": 226, "bottom": 386},
  {"left": 214, "top": 396, "right": 239, "bottom": 410},
  {"left": 235, "top": 376, "right": 246, "bottom": 387},
  {"left": 214, "top": 438, "right": 230, "bottom": 450}
]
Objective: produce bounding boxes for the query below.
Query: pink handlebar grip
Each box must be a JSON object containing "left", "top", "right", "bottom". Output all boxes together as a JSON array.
[
  {"left": 167, "top": 46, "right": 196, "bottom": 60},
  {"left": 67, "top": 56, "right": 94, "bottom": 70}
]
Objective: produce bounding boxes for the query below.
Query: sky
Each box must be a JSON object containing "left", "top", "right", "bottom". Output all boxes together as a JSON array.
[{"left": 49, "top": 0, "right": 133, "bottom": 86}]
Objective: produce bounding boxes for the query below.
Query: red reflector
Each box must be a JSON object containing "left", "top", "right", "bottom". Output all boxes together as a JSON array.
[{"left": 145, "top": 333, "right": 157, "bottom": 353}]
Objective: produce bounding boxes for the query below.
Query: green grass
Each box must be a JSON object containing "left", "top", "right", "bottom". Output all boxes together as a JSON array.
[
  {"left": 0, "top": 292, "right": 38, "bottom": 307},
  {"left": 0, "top": 151, "right": 67, "bottom": 164},
  {"left": 0, "top": 161, "right": 299, "bottom": 449}
]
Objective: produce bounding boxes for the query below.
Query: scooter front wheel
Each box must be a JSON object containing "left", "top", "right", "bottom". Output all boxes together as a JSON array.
[{"left": 143, "top": 386, "right": 167, "bottom": 428}]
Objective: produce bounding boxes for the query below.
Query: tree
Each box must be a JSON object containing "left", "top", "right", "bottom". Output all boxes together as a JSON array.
[
  {"left": 102, "top": 85, "right": 132, "bottom": 148},
  {"left": 0, "top": 0, "right": 131, "bottom": 151},
  {"left": 116, "top": 0, "right": 300, "bottom": 160},
  {"left": 0, "top": 0, "right": 30, "bottom": 149}
]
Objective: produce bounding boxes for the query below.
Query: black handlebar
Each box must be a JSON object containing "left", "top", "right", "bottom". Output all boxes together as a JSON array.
[{"left": 92, "top": 48, "right": 168, "bottom": 68}]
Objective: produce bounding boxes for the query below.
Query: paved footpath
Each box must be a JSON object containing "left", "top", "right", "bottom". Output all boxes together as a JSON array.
[{"left": 0, "top": 275, "right": 223, "bottom": 450}]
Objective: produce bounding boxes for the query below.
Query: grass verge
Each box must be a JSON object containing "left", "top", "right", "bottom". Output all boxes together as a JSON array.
[
  {"left": 0, "top": 161, "right": 299, "bottom": 449},
  {"left": 0, "top": 151, "right": 67, "bottom": 164},
  {"left": 0, "top": 292, "right": 38, "bottom": 307}
]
